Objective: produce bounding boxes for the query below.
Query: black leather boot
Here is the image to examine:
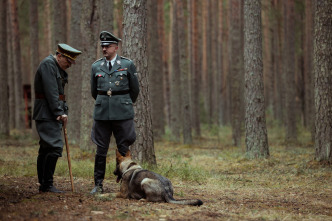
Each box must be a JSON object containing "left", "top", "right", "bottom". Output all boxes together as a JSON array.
[
  {"left": 90, "top": 155, "right": 106, "bottom": 194},
  {"left": 37, "top": 154, "right": 45, "bottom": 192},
  {"left": 41, "top": 154, "right": 64, "bottom": 193}
]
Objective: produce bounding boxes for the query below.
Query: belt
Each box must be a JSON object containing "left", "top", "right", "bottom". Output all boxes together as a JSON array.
[
  {"left": 97, "top": 90, "right": 129, "bottom": 96},
  {"left": 35, "top": 93, "right": 66, "bottom": 101}
]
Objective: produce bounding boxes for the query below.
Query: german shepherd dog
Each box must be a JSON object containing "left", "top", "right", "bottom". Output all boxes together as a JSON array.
[{"left": 113, "top": 150, "right": 203, "bottom": 206}]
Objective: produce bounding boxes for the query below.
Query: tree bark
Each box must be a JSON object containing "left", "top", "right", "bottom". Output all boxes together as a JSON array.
[
  {"left": 244, "top": 0, "right": 269, "bottom": 159},
  {"left": 229, "top": 0, "right": 244, "bottom": 146},
  {"left": 314, "top": 0, "right": 332, "bottom": 163},
  {"left": 217, "top": 0, "right": 224, "bottom": 126},
  {"left": 29, "top": 0, "right": 39, "bottom": 137},
  {"left": 53, "top": 0, "right": 68, "bottom": 45},
  {"left": 177, "top": 0, "right": 192, "bottom": 144},
  {"left": 157, "top": 0, "right": 171, "bottom": 128},
  {"left": 283, "top": 0, "right": 297, "bottom": 143},
  {"left": 304, "top": 0, "right": 314, "bottom": 141},
  {"left": 170, "top": 0, "right": 181, "bottom": 142},
  {"left": 147, "top": 0, "right": 165, "bottom": 140},
  {"left": 98, "top": 0, "right": 114, "bottom": 59},
  {"left": 99, "top": 0, "right": 113, "bottom": 31},
  {"left": 79, "top": 0, "right": 100, "bottom": 151},
  {"left": 67, "top": 0, "right": 83, "bottom": 144},
  {"left": 0, "top": 0, "right": 9, "bottom": 136},
  {"left": 41, "top": 0, "right": 52, "bottom": 57},
  {"left": 9, "top": 0, "right": 23, "bottom": 130},
  {"left": 123, "top": 0, "right": 156, "bottom": 165},
  {"left": 261, "top": 0, "right": 273, "bottom": 111},
  {"left": 272, "top": 0, "right": 284, "bottom": 124},
  {"left": 190, "top": 0, "right": 201, "bottom": 136}
]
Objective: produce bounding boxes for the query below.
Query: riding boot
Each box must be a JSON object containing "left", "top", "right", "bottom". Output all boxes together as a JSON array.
[
  {"left": 41, "top": 154, "right": 64, "bottom": 193},
  {"left": 90, "top": 155, "right": 106, "bottom": 194},
  {"left": 37, "top": 154, "right": 45, "bottom": 192}
]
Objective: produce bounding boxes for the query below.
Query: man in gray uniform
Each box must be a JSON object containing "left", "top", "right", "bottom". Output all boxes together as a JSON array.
[
  {"left": 33, "top": 43, "right": 81, "bottom": 193},
  {"left": 90, "top": 31, "right": 140, "bottom": 194}
]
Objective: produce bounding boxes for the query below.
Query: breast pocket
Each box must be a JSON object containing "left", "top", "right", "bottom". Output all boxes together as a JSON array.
[
  {"left": 115, "top": 72, "right": 128, "bottom": 89},
  {"left": 95, "top": 72, "right": 107, "bottom": 90}
]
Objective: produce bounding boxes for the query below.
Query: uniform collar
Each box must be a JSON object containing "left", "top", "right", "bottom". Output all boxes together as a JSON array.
[{"left": 101, "top": 55, "right": 121, "bottom": 74}]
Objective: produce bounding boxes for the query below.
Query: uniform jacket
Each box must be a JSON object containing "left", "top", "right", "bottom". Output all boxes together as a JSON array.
[
  {"left": 33, "top": 55, "right": 68, "bottom": 120},
  {"left": 91, "top": 55, "right": 140, "bottom": 120}
]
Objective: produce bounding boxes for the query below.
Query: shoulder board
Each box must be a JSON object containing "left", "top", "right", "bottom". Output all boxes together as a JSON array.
[
  {"left": 93, "top": 58, "right": 103, "bottom": 64},
  {"left": 120, "top": 56, "right": 131, "bottom": 61}
]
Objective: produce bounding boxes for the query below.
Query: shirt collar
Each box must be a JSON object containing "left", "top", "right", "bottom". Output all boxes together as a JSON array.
[{"left": 105, "top": 54, "right": 117, "bottom": 66}]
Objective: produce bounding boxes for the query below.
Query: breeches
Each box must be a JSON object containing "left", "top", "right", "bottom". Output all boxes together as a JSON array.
[{"left": 91, "top": 119, "right": 136, "bottom": 157}]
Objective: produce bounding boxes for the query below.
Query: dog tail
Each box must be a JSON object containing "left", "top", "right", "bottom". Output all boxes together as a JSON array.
[{"left": 165, "top": 194, "right": 203, "bottom": 206}]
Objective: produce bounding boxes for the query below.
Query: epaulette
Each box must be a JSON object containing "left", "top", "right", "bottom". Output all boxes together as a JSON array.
[
  {"left": 93, "top": 58, "right": 103, "bottom": 64},
  {"left": 120, "top": 56, "right": 132, "bottom": 61}
]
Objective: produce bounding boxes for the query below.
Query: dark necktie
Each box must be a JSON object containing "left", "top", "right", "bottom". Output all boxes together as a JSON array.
[{"left": 109, "top": 62, "right": 112, "bottom": 71}]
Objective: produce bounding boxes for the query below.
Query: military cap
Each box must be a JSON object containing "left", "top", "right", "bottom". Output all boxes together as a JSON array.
[
  {"left": 100, "top": 31, "right": 121, "bottom": 46},
  {"left": 56, "top": 43, "right": 82, "bottom": 64}
]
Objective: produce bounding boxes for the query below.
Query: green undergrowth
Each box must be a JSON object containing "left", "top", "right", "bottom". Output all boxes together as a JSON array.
[{"left": 0, "top": 125, "right": 330, "bottom": 190}]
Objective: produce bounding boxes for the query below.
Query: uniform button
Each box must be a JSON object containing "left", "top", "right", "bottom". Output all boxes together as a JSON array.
[{"left": 126, "top": 102, "right": 128, "bottom": 104}]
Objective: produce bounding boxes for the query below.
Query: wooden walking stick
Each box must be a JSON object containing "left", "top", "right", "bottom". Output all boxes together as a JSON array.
[{"left": 63, "top": 126, "right": 75, "bottom": 192}]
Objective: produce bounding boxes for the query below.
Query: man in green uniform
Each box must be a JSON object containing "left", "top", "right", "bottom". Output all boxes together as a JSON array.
[
  {"left": 90, "top": 31, "right": 140, "bottom": 194},
  {"left": 33, "top": 43, "right": 81, "bottom": 193}
]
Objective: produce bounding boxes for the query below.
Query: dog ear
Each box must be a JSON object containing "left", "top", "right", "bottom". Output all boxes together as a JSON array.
[
  {"left": 125, "top": 150, "right": 131, "bottom": 157},
  {"left": 116, "top": 149, "right": 123, "bottom": 160}
]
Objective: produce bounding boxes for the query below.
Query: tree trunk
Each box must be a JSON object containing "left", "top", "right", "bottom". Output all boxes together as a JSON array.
[
  {"left": 244, "top": 0, "right": 269, "bottom": 159},
  {"left": 217, "top": 0, "right": 224, "bottom": 126},
  {"left": 304, "top": 0, "right": 314, "bottom": 141},
  {"left": 114, "top": 0, "right": 123, "bottom": 42},
  {"left": 314, "top": 0, "right": 332, "bottom": 163},
  {"left": 170, "top": 0, "right": 181, "bottom": 141},
  {"left": 201, "top": 0, "right": 208, "bottom": 123},
  {"left": 147, "top": 0, "right": 165, "bottom": 140},
  {"left": 79, "top": 0, "right": 100, "bottom": 151},
  {"left": 53, "top": 0, "right": 68, "bottom": 45},
  {"left": 123, "top": 0, "right": 156, "bottom": 165},
  {"left": 177, "top": 0, "right": 192, "bottom": 144},
  {"left": 67, "top": 0, "right": 83, "bottom": 144},
  {"left": 190, "top": 0, "right": 201, "bottom": 136},
  {"left": 98, "top": 0, "right": 113, "bottom": 59},
  {"left": 206, "top": 0, "right": 213, "bottom": 125},
  {"left": 209, "top": 0, "right": 218, "bottom": 126},
  {"left": 229, "top": 0, "right": 244, "bottom": 146},
  {"left": 29, "top": 0, "right": 39, "bottom": 137},
  {"left": 157, "top": 0, "right": 171, "bottom": 128},
  {"left": 9, "top": 0, "right": 23, "bottom": 130},
  {"left": 262, "top": 0, "right": 273, "bottom": 111},
  {"left": 223, "top": 0, "right": 231, "bottom": 125},
  {"left": 41, "top": 0, "right": 52, "bottom": 57},
  {"left": 99, "top": 0, "right": 113, "bottom": 31},
  {"left": 272, "top": 0, "right": 284, "bottom": 124},
  {"left": 7, "top": 0, "right": 14, "bottom": 130},
  {"left": 0, "top": 0, "right": 9, "bottom": 136},
  {"left": 283, "top": 0, "right": 297, "bottom": 143}
]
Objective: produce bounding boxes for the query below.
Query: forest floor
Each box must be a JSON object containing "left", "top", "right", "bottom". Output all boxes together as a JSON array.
[{"left": 0, "top": 128, "right": 331, "bottom": 221}]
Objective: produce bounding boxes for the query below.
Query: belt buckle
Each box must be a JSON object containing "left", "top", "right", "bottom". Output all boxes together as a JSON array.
[{"left": 107, "top": 89, "right": 112, "bottom": 97}]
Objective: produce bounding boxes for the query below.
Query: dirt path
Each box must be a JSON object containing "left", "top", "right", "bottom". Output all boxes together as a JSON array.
[
  {"left": 1, "top": 175, "right": 331, "bottom": 220},
  {"left": 0, "top": 176, "right": 216, "bottom": 221}
]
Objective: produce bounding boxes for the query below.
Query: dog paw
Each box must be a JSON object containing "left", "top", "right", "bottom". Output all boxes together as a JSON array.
[{"left": 115, "top": 192, "right": 122, "bottom": 198}]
